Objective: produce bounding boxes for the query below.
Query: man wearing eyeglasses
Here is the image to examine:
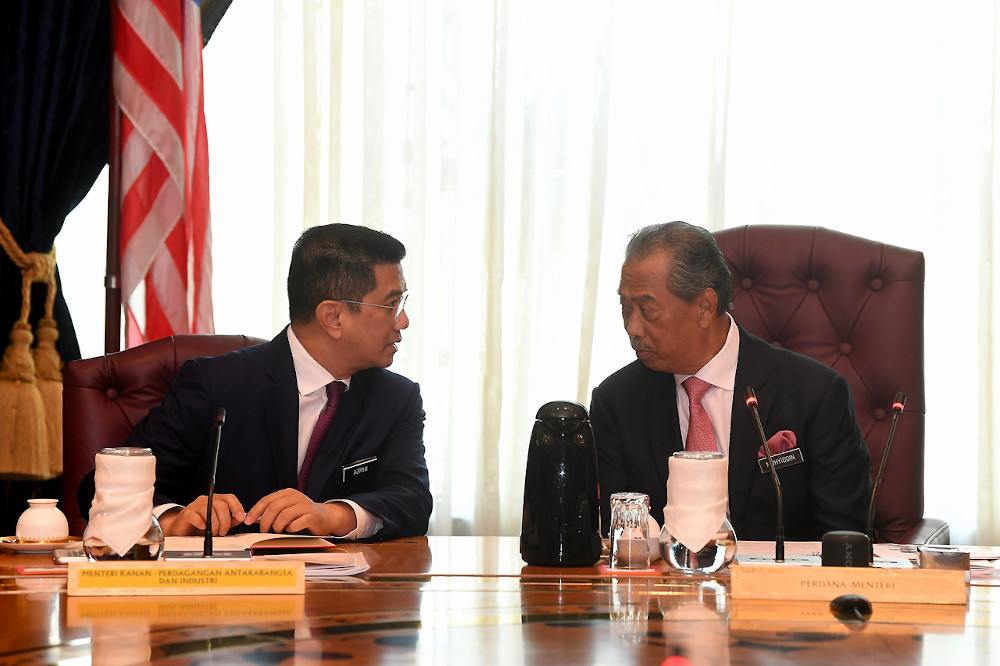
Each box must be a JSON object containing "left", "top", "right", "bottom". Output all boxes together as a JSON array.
[{"left": 122, "top": 223, "right": 432, "bottom": 541}]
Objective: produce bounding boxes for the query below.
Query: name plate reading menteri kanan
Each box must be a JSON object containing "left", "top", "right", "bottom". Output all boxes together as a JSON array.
[
  {"left": 67, "top": 561, "right": 305, "bottom": 597},
  {"left": 730, "top": 564, "right": 968, "bottom": 604}
]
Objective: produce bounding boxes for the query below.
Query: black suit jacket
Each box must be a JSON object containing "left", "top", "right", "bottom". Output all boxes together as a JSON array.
[
  {"left": 125, "top": 329, "right": 432, "bottom": 540},
  {"left": 590, "top": 326, "right": 872, "bottom": 541}
]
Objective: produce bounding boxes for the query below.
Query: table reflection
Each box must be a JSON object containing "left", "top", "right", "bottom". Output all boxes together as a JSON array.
[
  {"left": 0, "top": 536, "right": 996, "bottom": 665},
  {"left": 657, "top": 578, "right": 730, "bottom": 663},
  {"left": 609, "top": 576, "right": 652, "bottom": 644}
]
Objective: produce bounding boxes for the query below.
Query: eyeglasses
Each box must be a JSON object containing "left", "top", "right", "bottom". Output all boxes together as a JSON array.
[{"left": 335, "top": 290, "right": 409, "bottom": 320}]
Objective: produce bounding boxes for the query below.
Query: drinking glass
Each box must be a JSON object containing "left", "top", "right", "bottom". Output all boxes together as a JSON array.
[{"left": 609, "top": 492, "right": 651, "bottom": 569}]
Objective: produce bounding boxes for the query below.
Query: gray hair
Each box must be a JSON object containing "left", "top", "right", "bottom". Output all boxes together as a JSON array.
[{"left": 624, "top": 221, "right": 733, "bottom": 315}]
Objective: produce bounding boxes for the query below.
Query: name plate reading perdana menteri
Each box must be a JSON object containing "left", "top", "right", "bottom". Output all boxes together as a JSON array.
[
  {"left": 67, "top": 560, "right": 305, "bottom": 596},
  {"left": 730, "top": 563, "right": 967, "bottom": 604}
]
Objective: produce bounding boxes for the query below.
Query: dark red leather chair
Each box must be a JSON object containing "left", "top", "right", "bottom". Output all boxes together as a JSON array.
[
  {"left": 713, "top": 225, "right": 947, "bottom": 544},
  {"left": 61, "top": 334, "right": 266, "bottom": 536}
]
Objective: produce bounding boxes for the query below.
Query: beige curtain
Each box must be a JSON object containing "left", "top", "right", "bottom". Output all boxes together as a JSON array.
[
  {"left": 982, "top": 0, "right": 1000, "bottom": 545},
  {"left": 265, "top": 0, "right": 625, "bottom": 535},
  {"left": 83, "top": 0, "right": 992, "bottom": 541}
]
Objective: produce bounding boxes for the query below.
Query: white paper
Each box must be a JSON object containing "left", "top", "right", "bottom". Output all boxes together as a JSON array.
[{"left": 257, "top": 552, "right": 370, "bottom": 579}]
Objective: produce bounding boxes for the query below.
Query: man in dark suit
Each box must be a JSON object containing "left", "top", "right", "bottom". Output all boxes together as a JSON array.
[
  {"left": 126, "top": 223, "right": 432, "bottom": 540},
  {"left": 590, "top": 221, "right": 872, "bottom": 541}
]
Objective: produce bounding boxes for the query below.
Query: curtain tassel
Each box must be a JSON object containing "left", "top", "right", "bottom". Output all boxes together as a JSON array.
[
  {"left": 33, "top": 316, "right": 63, "bottom": 477},
  {"left": 0, "top": 217, "right": 62, "bottom": 480}
]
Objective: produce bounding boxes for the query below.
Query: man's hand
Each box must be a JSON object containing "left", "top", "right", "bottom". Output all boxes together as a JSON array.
[
  {"left": 158, "top": 494, "right": 246, "bottom": 537},
  {"left": 244, "top": 489, "right": 358, "bottom": 536}
]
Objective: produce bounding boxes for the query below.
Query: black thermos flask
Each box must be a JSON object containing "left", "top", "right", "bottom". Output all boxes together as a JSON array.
[{"left": 520, "top": 400, "right": 602, "bottom": 566}]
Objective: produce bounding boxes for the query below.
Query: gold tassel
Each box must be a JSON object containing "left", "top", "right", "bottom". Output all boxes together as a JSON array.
[
  {"left": 33, "top": 317, "right": 63, "bottom": 478},
  {"left": 0, "top": 323, "right": 49, "bottom": 479},
  {"left": 0, "top": 216, "right": 61, "bottom": 480}
]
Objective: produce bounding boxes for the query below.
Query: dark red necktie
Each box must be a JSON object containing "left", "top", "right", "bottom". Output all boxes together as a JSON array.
[{"left": 297, "top": 381, "right": 346, "bottom": 492}]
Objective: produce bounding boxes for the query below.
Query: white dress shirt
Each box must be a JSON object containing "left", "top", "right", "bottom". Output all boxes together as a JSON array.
[
  {"left": 674, "top": 314, "right": 741, "bottom": 458},
  {"left": 287, "top": 327, "right": 382, "bottom": 539}
]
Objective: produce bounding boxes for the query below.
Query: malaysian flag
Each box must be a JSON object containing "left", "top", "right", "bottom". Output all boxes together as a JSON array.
[{"left": 112, "top": 0, "right": 213, "bottom": 346}]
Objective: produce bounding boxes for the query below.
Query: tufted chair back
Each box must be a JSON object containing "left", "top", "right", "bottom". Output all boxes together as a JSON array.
[
  {"left": 713, "top": 225, "right": 947, "bottom": 544},
  {"left": 61, "top": 334, "right": 267, "bottom": 536}
]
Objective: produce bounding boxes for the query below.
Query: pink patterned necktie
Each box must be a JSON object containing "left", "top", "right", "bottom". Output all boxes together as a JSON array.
[
  {"left": 682, "top": 376, "right": 717, "bottom": 452},
  {"left": 297, "top": 381, "right": 347, "bottom": 492}
]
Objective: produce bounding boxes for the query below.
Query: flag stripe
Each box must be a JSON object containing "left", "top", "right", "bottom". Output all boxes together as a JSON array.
[
  {"left": 113, "top": 57, "right": 185, "bottom": 197},
  {"left": 163, "top": 217, "right": 189, "bottom": 288},
  {"left": 149, "top": 238, "right": 190, "bottom": 334},
  {"left": 143, "top": 280, "right": 174, "bottom": 342},
  {"left": 119, "top": 116, "right": 153, "bottom": 199},
  {"left": 120, "top": 165, "right": 184, "bottom": 293},
  {"left": 120, "top": 154, "right": 171, "bottom": 248},
  {"left": 151, "top": 0, "right": 184, "bottom": 39},
  {"left": 116, "top": 0, "right": 183, "bottom": 85},
  {"left": 113, "top": 3, "right": 185, "bottom": 136}
]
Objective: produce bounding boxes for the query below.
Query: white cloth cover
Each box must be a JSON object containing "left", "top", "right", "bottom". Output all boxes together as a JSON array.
[
  {"left": 662, "top": 454, "right": 728, "bottom": 553},
  {"left": 85, "top": 451, "right": 157, "bottom": 557}
]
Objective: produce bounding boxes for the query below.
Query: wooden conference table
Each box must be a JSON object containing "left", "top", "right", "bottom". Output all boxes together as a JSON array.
[{"left": 1, "top": 536, "right": 998, "bottom": 664}]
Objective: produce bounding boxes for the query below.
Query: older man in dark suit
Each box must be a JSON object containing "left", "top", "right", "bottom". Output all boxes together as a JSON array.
[
  {"left": 126, "top": 223, "right": 432, "bottom": 540},
  {"left": 590, "top": 221, "right": 871, "bottom": 541}
]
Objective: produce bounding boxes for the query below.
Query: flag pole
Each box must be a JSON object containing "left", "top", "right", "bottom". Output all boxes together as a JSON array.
[{"left": 105, "top": 13, "right": 122, "bottom": 354}]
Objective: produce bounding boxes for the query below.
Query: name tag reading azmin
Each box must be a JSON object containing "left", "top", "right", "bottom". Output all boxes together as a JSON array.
[
  {"left": 757, "top": 447, "right": 805, "bottom": 473},
  {"left": 343, "top": 456, "right": 377, "bottom": 482}
]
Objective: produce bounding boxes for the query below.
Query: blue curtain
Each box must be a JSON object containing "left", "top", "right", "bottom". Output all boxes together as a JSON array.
[{"left": 0, "top": 0, "right": 110, "bottom": 530}]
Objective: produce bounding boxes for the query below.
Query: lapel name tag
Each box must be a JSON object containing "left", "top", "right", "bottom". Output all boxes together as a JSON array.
[
  {"left": 757, "top": 447, "right": 805, "bottom": 473},
  {"left": 342, "top": 456, "right": 377, "bottom": 482}
]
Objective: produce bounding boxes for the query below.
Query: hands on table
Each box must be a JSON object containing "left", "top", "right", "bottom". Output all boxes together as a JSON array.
[{"left": 158, "top": 489, "right": 357, "bottom": 537}]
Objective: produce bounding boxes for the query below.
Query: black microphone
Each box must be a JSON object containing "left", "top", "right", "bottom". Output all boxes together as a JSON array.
[
  {"left": 745, "top": 386, "right": 784, "bottom": 562},
  {"left": 160, "top": 408, "right": 251, "bottom": 562},
  {"left": 203, "top": 406, "right": 226, "bottom": 557},
  {"left": 821, "top": 393, "right": 905, "bottom": 567},
  {"left": 866, "top": 393, "right": 906, "bottom": 549}
]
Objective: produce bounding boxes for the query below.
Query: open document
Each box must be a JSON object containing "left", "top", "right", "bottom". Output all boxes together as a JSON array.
[{"left": 164, "top": 533, "right": 370, "bottom": 578}]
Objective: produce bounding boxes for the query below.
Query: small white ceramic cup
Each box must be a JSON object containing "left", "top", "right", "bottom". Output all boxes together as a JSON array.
[{"left": 15, "top": 498, "right": 69, "bottom": 542}]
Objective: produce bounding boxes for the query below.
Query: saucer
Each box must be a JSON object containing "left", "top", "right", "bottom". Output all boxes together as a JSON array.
[{"left": 0, "top": 536, "right": 81, "bottom": 553}]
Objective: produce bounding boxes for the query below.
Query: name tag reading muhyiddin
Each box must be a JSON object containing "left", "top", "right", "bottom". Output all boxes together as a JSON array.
[{"left": 757, "top": 447, "right": 805, "bottom": 473}]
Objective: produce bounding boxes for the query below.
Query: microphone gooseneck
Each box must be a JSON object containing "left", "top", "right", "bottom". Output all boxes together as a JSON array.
[
  {"left": 866, "top": 392, "right": 906, "bottom": 547},
  {"left": 204, "top": 406, "right": 227, "bottom": 557},
  {"left": 745, "top": 386, "right": 784, "bottom": 562}
]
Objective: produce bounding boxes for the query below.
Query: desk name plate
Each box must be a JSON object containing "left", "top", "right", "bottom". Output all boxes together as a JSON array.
[
  {"left": 731, "top": 563, "right": 968, "bottom": 604},
  {"left": 67, "top": 560, "right": 305, "bottom": 597}
]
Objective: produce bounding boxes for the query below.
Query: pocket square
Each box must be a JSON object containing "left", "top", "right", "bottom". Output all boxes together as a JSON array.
[{"left": 757, "top": 430, "right": 796, "bottom": 459}]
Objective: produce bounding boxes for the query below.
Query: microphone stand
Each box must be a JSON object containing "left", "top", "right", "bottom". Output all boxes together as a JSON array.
[
  {"left": 204, "top": 407, "right": 227, "bottom": 557},
  {"left": 745, "top": 387, "right": 784, "bottom": 562},
  {"left": 866, "top": 392, "right": 906, "bottom": 555}
]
